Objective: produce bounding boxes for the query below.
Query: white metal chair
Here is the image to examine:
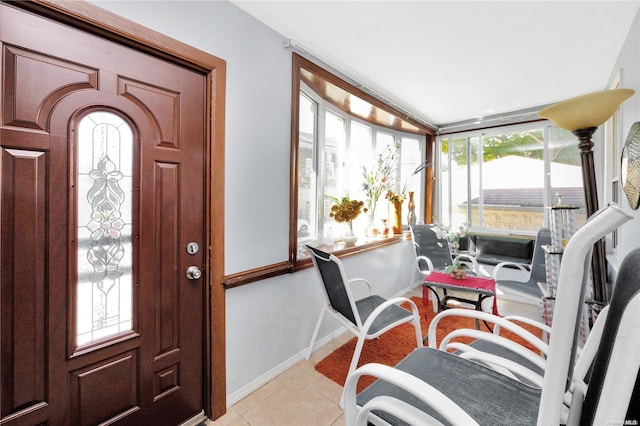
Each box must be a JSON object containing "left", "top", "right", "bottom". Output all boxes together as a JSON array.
[
  {"left": 343, "top": 203, "right": 635, "bottom": 426},
  {"left": 305, "top": 245, "right": 423, "bottom": 379},
  {"left": 492, "top": 227, "right": 551, "bottom": 305}
]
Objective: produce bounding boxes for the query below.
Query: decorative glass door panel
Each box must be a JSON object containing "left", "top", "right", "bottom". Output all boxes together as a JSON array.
[{"left": 76, "top": 111, "right": 134, "bottom": 347}]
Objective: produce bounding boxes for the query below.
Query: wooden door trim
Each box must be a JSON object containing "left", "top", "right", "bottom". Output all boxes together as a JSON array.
[{"left": 9, "top": 0, "right": 227, "bottom": 420}]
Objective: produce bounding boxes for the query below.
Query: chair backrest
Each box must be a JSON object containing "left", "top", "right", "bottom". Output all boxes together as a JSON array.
[
  {"left": 537, "top": 203, "right": 632, "bottom": 425},
  {"left": 579, "top": 246, "right": 640, "bottom": 425},
  {"left": 528, "top": 227, "right": 551, "bottom": 283},
  {"left": 410, "top": 224, "right": 453, "bottom": 270},
  {"left": 306, "top": 245, "right": 357, "bottom": 325}
]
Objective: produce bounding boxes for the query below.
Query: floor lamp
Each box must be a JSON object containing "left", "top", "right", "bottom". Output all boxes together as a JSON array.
[{"left": 539, "top": 88, "right": 634, "bottom": 307}]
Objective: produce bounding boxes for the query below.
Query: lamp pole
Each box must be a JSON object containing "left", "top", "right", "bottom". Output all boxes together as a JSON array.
[
  {"left": 574, "top": 127, "right": 607, "bottom": 304},
  {"left": 539, "top": 89, "right": 635, "bottom": 307}
]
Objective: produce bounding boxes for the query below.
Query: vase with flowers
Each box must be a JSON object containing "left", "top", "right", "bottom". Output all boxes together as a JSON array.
[
  {"left": 433, "top": 220, "right": 470, "bottom": 277},
  {"left": 361, "top": 143, "right": 397, "bottom": 234},
  {"left": 384, "top": 160, "right": 430, "bottom": 234},
  {"left": 385, "top": 190, "right": 406, "bottom": 234},
  {"left": 328, "top": 195, "right": 365, "bottom": 244},
  {"left": 433, "top": 221, "right": 469, "bottom": 253}
]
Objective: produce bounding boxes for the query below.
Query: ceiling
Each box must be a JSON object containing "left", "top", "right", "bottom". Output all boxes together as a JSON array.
[{"left": 231, "top": 1, "right": 640, "bottom": 129}]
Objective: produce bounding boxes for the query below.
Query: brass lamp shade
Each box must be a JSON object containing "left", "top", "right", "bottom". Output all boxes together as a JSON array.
[{"left": 539, "top": 89, "right": 635, "bottom": 131}]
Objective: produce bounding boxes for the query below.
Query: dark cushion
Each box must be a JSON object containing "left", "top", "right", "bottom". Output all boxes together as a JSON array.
[
  {"left": 475, "top": 235, "right": 533, "bottom": 258},
  {"left": 495, "top": 279, "right": 542, "bottom": 298},
  {"left": 458, "top": 235, "right": 476, "bottom": 252},
  {"left": 472, "top": 235, "right": 533, "bottom": 266},
  {"left": 476, "top": 254, "right": 531, "bottom": 267},
  {"left": 456, "top": 233, "right": 535, "bottom": 266},
  {"left": 355, "top": 295, "right": 413, "bottom": 336}
]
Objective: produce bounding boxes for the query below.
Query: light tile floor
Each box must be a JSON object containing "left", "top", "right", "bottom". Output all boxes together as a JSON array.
[{"left": 207, "top": 288, "right": 543, "bottom": 426}]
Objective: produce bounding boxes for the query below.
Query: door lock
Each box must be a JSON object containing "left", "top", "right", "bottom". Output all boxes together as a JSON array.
[
  {"left": 186, "top": 266, "right": 202, "bottom": 280},
  {"left": 186, "top": 242, "right": 199, "bottom": 255}
]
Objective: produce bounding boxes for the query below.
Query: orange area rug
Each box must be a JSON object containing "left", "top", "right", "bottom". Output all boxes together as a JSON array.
[{"left": 314, "top": 296, "right": 543, "bottom": 391}]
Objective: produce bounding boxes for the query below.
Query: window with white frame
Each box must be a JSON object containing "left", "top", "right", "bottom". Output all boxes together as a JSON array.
[
  {"left": 437, "top": 122, "right": 586, "bottom": 234},
  {"left": 297, "top": 85, "right": 426, "bottom": 257}
]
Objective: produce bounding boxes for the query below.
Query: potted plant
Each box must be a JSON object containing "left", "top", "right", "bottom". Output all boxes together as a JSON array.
[
  {"left": 433, "top": 221, "right": 470, "bottom": 278},
  {"left": 361, "top": 143, "right": 397, "bottom": 233},
  {"left": 445, "top": 260, "right": 469, "bottom": 279},
  {"left": 328, "top": 195, "right": 365, "bottom": 244}
]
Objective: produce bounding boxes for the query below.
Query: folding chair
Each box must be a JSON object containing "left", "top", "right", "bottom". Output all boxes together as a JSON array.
[
  {"left": 305, "top": 245, "right": 423, "bottom": 379},
  {"left": 343, "top": 203, "right": 635, "bottom": 426}
]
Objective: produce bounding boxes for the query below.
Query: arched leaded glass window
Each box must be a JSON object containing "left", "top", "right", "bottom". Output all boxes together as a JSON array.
[{"left": 76, "top": 111, "right": 134, "bottom": 346}]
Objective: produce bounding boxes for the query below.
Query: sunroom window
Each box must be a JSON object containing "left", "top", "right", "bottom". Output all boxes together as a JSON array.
[
  {"left": 437, "top": 123, "right": 586, "bottom": 234},
  {"left": 290, "top": 54, "right": 434, "bottom": 266},
  {"left": 296, "top": 85, "right": 426, "bottom": 258}
]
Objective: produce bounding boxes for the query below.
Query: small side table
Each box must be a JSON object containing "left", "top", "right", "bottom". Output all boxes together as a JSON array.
[{"left": 423, "top": 271, "right": 498, "bottom": 316}]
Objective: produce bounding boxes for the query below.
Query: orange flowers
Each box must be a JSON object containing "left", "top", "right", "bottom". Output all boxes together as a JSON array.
[{"left": 329, "top": 196, "right": 365, "bottom": 223}]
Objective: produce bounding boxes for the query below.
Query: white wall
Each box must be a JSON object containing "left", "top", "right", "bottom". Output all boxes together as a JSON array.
[
  {"left": 607, "top": 7, "right": 640, "bottom": 274},
  {"left": 89, "top": 0, "right": 419, "bottom": 405},
  {"left": 93, "top": 0, "right": 291, "bottom": 272},
  {"left": 225, "top": 241, "right": 415, "bottom": 402}
]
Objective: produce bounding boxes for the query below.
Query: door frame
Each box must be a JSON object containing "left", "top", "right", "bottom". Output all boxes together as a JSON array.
[{"left": 8, "top": 0, "right": 227, "bottom": 420}]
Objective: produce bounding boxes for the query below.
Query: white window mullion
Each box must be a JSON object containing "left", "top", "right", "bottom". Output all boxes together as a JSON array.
[
  {"left": 543, "top": 125, "right": 551, "bottom": 228},
  {"left": 447, "top": 140, "right": 453, "bottom": 226},
  {"left": 476, "top": 136, "right": 483, "bottom": 228},
  {"left": 315, "top": 104, "right": 327, "bottom": 240}
]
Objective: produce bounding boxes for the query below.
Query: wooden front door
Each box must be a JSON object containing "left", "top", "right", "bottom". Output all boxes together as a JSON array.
[{"left": 1, "top": 3, "right": 208, "bottom": 424}]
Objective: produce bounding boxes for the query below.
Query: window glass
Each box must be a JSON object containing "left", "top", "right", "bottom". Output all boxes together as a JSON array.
[
  {"left": 401, "top": 136, "right": 424, "bottom": 220},
  {"left": 374, "top": 131, "right": 397, "bottom": 229},
  {"left": 296, "top": 88, "right": 426, "bottom": 258},
  {"left": 291, "top": 55, "right": 434, "bottom": 265},
  {"left": 297, "top": 93, "right": 317, "bottom": 244},
  {"left": 323, "top": 111, "right": 347, "bottom": 239},
  {"left": 548, "top": 126, "right": 586, "bottom": 226},
  {"left": 76, "top": 111, "right": 133, "bottom": 346},
  {"left": 442, "top": 137, "right": 469, "bottom": 228},
  {"left": 439, "top": 138, "right": 450, "bottom": 224},
  {"left": 437, "top": 124, "right": 585, "bottom": 234},
  {"left": 480, "top": 129, "right": 545, "bottom": 231},
  {"left": 349, "top": 120, "right": 373, "bottom": 198}
]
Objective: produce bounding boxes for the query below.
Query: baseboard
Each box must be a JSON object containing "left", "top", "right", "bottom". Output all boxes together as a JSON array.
[
  {"left": 226, "top": 288, "right": 416, "bottom": 408},
  {"left": 225, "top": 327, "right": 347, "bottom": 407},
  {"left": 179, "top": 410, "right": 207, "bottom": 426}
]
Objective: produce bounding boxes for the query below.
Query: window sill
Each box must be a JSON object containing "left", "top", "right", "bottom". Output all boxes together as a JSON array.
[
  {"left": 294, "top": 232, "right": 409, "bottom": 271},
  {"left": 222, "top": 233, "right": 408, "bottom": 289}
]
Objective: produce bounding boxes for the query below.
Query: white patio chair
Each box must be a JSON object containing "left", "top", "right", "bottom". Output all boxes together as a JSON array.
[{"left": 344, "top": 203, "right": 635, "bottom": 426}]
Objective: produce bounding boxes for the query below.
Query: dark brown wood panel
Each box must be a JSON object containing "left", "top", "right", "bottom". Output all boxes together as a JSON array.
[
  {"left": 70, "top": 352, "right": 138, "bottom": 425},
  {"left": 0, "top": 128, "right": 50, "bottom": 151},
  {"left": 154, "top": 162, "right": 179, "bottom": 357},
  {"left": 119, "top": 78, "right": 180, "bottom": 149},
  {"left": 153, "top": 363, "right": 180, "bottom": 401},
  {"left": 0, "top": 148, "right": 47, "bottom": 418},
  {"left": 2, "top": 45, "right": 97, "bottom": 130}
]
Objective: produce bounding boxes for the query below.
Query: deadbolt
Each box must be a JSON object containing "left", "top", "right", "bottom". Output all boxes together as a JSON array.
[
  {"left": 186, "top": 242, "right": 199, "bottom": 255},
  {"left": 186, "top": 266, "right": 202, "bottom": 280}
]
